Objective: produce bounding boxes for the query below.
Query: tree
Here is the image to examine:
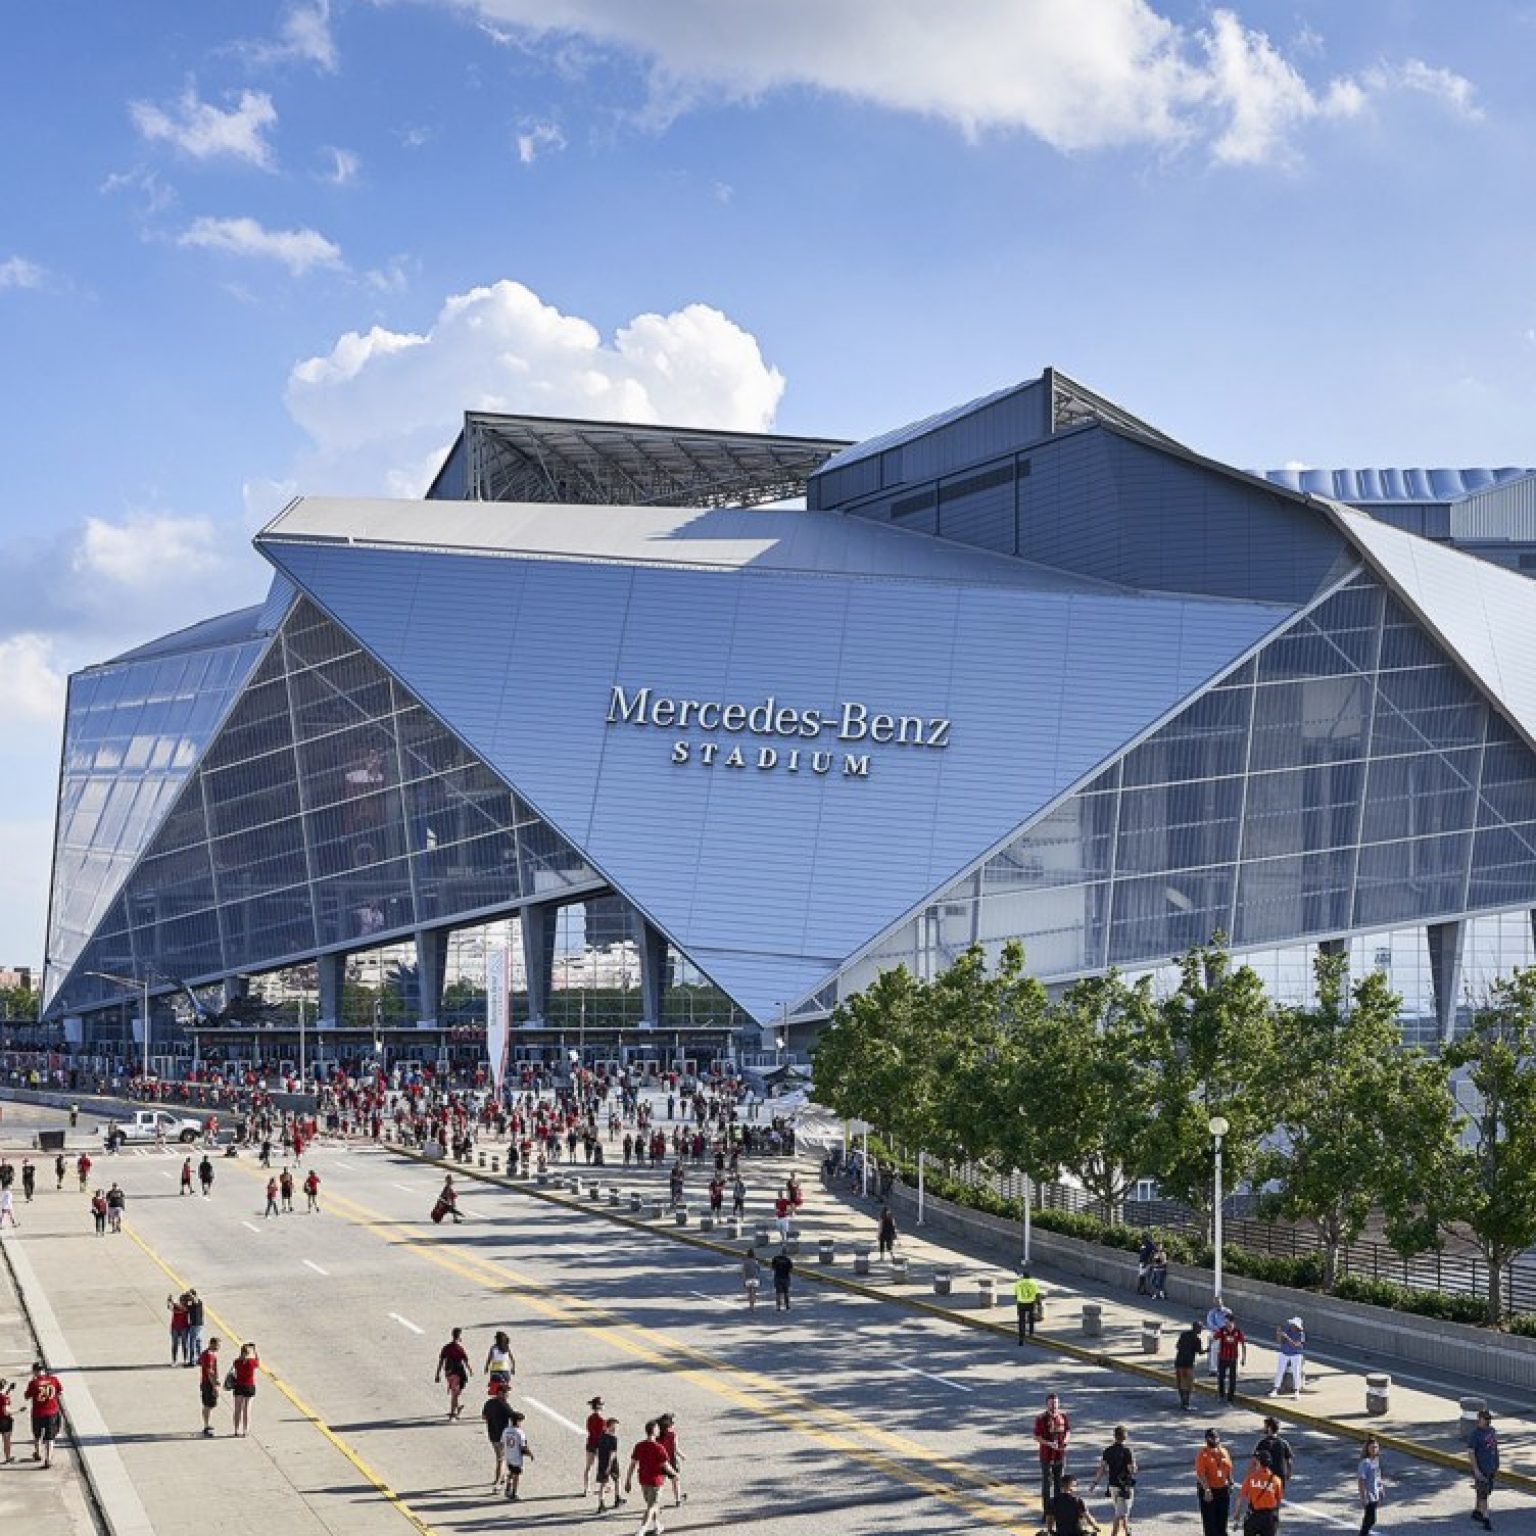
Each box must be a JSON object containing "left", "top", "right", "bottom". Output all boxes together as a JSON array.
[
  {"left": 1388, "top": 969, "right": 1536, "bottom": 1324},
  {"left": 0, "top": 984, "right": 39, "bottom": 1022},
  {"left": 1145, "top": 940, "right": 1280, "bottom": 1237},
  {"left": 1257, "top": 955, "right": 1455, "bottom": 1289}
]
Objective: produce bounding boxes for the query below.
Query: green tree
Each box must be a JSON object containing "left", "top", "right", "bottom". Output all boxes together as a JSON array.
[
  {"left": 1257, "top": 955, "right": 1455, "bottom": 1289},
  {"left": 0, "top": 985, "right": 40, "bottom": 1022},
  {"left": 1145, "top": 940, "right": 1280, "bottom": 1237}
]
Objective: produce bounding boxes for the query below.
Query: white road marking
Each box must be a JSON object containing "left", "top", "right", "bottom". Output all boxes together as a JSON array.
[
  {"left": 891, "top": 1362, "right": 973, "bottom": 1393},
  {"left": 240, "top": 1220, "right": 260, "bottom": 1234},
  {"left": 159, "top": 1170, "right": 172, "bottom": 1180},
  {"left": 688, "top": 1289, "right": 734, "bottom": 1310},
  {"left": 392, "top": 1182, "right": 415, "bottom": 1193},
  {"left": 522, "top": 1394, "right": 584, "bottom": 1436},
  {"left": 303, "top": 1259, "right": 329, "bottom": 1276},
  {"left": 1287, "top": 1501, "right": 1355, "bottom": 1529},
  {"left": 457, "top": 1206, "right": 488, "bottom": 1220},
  {"left": 390, "top": 1312, "right": 424, "bottom": 1334}
]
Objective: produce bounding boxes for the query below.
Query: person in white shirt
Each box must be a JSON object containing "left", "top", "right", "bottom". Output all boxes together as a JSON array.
[
  {"left": 1205, "top": 1298, "right": 1227, "bottom": 1376},
  {"left": 501, "top": 1410, "right": 532, "bottom": 1501}
]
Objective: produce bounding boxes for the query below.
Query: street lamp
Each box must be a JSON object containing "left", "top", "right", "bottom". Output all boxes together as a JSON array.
[
  {"left": 1208, "top": 1114, "right": 1231, "bottom": 1300},
  {"left": 85, "top": 969, "right": 153, "bottom": 1083}
]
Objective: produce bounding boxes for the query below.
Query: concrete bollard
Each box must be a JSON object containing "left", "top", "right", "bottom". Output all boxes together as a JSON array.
[
  {"left": 854, "top": 1248, "right": 872, "bottom": 1276},
  {"left": 629, "top": 1192, "right": 643, "bottom": 1213},
  {"left": 725, "top": 1220, "right": 743, "bottom": 1241},
  {"left": 1460, "top": 1396, "right": 1487, "bottom": 1443},
  {"left": 1082, "top": 1303, "right": 1103, "bottom": 1338},
  {"left": 785, "top": 1237, "right": 800, "bottom": 1255},
  {"left": 933, "top": 1269, "right": 952, "bottom": 1297},
  {"left": 755, "top": 1226, "right": 774, "bottom": 1248},
  {"left": 891, "top": 1256, "right": 910, "bottom": 1283},
  {"left": 587, "top": 1182, "right": 601, "bottom": 1200},
  {"left": 978, "top": 1277, "right": 997, "bottom": 1309},
  {"left": 490, "top": 1155, "right": 501, "bottom": 1174},
  {"left": 818, "top": 1238, "right": 836, "bottom": 1265},
  {"left": 536, "top": 1170, "right": 551, "bottom": 1186},
  {"left": 649, "top": 1197, "right": 665, "bottom": 1220},
  {"left": 674, "top": 1206, "right": 689, "bottom": 1227},
  {"left": 699, "top": 1214, "right": 714, "bottom": 1233},
  {"left": 608, "top": 1187, "right": 622, "bottom": 1207},
  {"left": 1366, "top": 1373, "right": 1391, "bottom": 1415},
  {"left": 1140, "top": 1319, "right": 1162, "bottom": 1354},
  {"left": 567, "top": 1175, "right": 582, "bottom": 1194}
]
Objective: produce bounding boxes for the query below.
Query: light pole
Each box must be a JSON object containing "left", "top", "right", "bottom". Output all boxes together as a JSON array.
[
  {"left": 1208, "top": 1114, "right": 1230, "bottom": 1300},
  {"left": 85, "top": 969, "right": 153, "bottom": 1083}
]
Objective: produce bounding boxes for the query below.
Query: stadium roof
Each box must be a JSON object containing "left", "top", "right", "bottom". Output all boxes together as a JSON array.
[
  {"left": 1261, "top": 466, "right": 1536, "bottom": 503},
  {"left": 428, "top": 410, "right": 852, "bottom": 509}
]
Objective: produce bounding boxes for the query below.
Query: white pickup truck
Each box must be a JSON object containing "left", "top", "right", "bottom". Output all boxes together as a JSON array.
[{"left": 102, "top": 1109, "right": 204, "bottom": 1146}]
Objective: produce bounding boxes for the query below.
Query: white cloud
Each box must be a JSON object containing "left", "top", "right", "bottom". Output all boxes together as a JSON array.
[
  {"left": 238, "top": 0, "right": 339, "bottom": 72},
  {"left": 439, "top": 0, "right": 1477, "bottom": 166},
  {"left": 0, "top": 257, "right": 47, "bottom": 291},
  {"left": 516, "top": 122, "right": 566, "bottom": 164},
  {"left": 72, "top": 512, "right": 225, "bottom": 591},
  {"left": 320, "top": 145, "right": 361, "bottom": 184},
  {"left": 281, "top": 278, "right": 785, "bottom": 493},
  {"left": 100, "top": 166, "right": 177, "bottom": 214},
  {"left": 130, "top": 85, "right": 278, "bottom": 169},
  {"left": 1367, "top": 59, "right": 1482, "bottom": 121},
  {"left": 177, "top": 216, "right": 344, "bottom": 275},
  {"left": 0, "top": 635, "right": 66, "bottom": 726}
]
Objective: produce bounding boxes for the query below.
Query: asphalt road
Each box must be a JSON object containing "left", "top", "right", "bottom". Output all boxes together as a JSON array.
[{"left": 5, "top": 1099, "right": 1531, "bottom": 1536}]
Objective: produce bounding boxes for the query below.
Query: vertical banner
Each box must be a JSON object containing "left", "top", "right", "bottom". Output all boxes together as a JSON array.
[{"left": 486, "top": 944, "right": 510, "bottom": 1096}]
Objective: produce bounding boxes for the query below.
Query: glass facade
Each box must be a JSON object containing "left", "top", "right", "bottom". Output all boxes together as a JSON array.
[
  {"left": 49, "top": 600, "right": 604, "bottom": 1015},
  {"left": 839, "top": 573, "right": 1536, "bottom": 996},
  {"left": 45, "top": 633, "right": 267, "bottom": 1000}
]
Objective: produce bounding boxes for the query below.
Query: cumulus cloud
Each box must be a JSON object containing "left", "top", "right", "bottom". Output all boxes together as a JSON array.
[
  {"left": 0, "top": 257, "right": 47, "bottom": 291},
  {"left": 72, "top": 512, "right": 225, "bottom": 590},
  {"left": 441, "top": 0, "right": 1477, "bottom": 166},
  {"left": 0, "top": 636, "right": 66, "bottom": 726},
  {"left": 1367, "top": 59, "right": 1482, "bottom": 120},
  {"left": 130, "top": 85, "right": 278, "bottom": 168},
  {"left": 177, "top": 216, "right": 344, "bottom": 275},
  {"left": 281, "top": 278, "right": 785, "bottom": 494},
  {"left": 237, "top": 0, "right": 339, "bottom": 72},
  {"left": 516, "top": 122, "right": 566, "bottom": 164}
]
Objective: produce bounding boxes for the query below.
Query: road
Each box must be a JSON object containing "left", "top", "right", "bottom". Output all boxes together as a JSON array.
[{"left": 2, "top": 1100, "right": 1527, "bottom": 1535}]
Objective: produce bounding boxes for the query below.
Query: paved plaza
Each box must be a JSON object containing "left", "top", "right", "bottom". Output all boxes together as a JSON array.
[{"left": 0, "top": 1094, "right": 1530, "bottom": 1536}]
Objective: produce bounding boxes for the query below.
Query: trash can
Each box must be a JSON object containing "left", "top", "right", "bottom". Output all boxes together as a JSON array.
[
  {"left": 628, "top": 1191, "right": 643, "bottom": 1212},
  {"left": 1082, "top": 1303, "right": 1103, "bottom": 1338},
  {"left": 977, "top": 1277, "right": 997, "bottom": 1309},
  {"left": 37, "top": 1129, "right": 65, "bottom": 1153},
  {"left": 567, "top": 1175, "right": 582, "bottom": 1194},
  {"left": 1366, "top": 1373, "right": 1391, "bottom": 1415},
  {"left": 674, "top": 1206, "right": 689, "bottom": 1227},
  {"left": 818, "top": 1238, "right": 836, "bottom": 1264},
  {"left": 933, "top": 1269, "right": 952, "bottom": 1297},
  {"left": 726, "top": 1219, "right": 744, "bottom": 1241},
  {"left": 490, "top": 1155, "right": 501, "bottom": 1174},
  {"left": 891, "top": 1256, "right": 909, "bottom": 1283},
  {"left": 785, "top": 1237, "right": 800, "bottom": 1255},
  {"left": 587, "top": 1181, "right": 601, "bottom": 1200},
  {"left": 755, "top": 1226, "right": 774, "bottom": 1248},
  {"left": 854, "top": 1248, "right": 872, "bottom": 1276},
  {"left": 608, "top": 1187, "right": 622, "bottom": 1207},
  {"left": 1141, "top": 1319, "right": 1162, "bottom": 1354},
  {"left": 478, "top": 1151, "right": 486, "bottom": 1167},
  {"left": 649, "top": 1197, "right": 664, "bottom": 1220},
  {"left": 699, "top": 1214, "right": 714, "bottom": 1233}
]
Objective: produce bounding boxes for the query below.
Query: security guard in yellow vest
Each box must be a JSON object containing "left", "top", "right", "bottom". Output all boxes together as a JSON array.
[{"left": 1015, "top": 1267, "right": 1042, "bottom": 1343}]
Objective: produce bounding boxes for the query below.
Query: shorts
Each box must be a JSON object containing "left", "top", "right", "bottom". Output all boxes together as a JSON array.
[
  {"left": 744, "top": 1278, "right": 759, "bottom": 1292},
  {"left": 200, "top": 1382, "right": 219, "bottom": 1408},
  {"left": 232, "top": 1384, "right": 256, "bottom": 1399},
  {"left": 31, "top": 1416, "right": 59, "bottom": 1443},
  {"left": 641, "top": 1484, "right": 662, "bottom": 1508},
  {"left": 0, "top": 1414, "right": 12, "bottom": 1434},
  {"left": 1111, "top": 1487, "right": 1135, "bottom": 1517},
  {"left": 1475, "top": 1473, "right": 1497, "bottom": 1497}
]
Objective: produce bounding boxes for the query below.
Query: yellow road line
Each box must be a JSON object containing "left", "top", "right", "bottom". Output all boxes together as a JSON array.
[{"left": 122, "top": 1222, "right": 437, "bottom": 1536}]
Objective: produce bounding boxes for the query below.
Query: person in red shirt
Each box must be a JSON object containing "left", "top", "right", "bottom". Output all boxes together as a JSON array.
[
  {"left": 657, "top": 1412, "right": 688, "bottom": 1507},
  {"left": 303, "top": 1169, "right": 321, "bottom": 1213},
  {"left": 197, "top": 1337, "right": 222, "bottom": 1436},
  {"left": 582, "top": 1394, "right": 606, "bottom": 1497},
  {"left": 229, "top": 1342, "right": 260, "bottom": 1437},
  {"left": 1034, "top": 1392, "right": 1072, "bottom": 1533},
  {"left": 434, "top": 1328, "right": 471, "bottom": 1419},
  {"left": 76, "top": 1152, "right": 91, "bottom": 1192},
  {"left": 0, "top": 1375, "right": 14, "bottom": 1462},
  {"left": 1215, "top": 1313, "right": 1248, "bottom": 1403},
  {"left": 624, "top": 1419, "right": 678, "bottom": 1534},
  {"left": 24, "top": 1361, "right": 63, "bottom": 1466}
]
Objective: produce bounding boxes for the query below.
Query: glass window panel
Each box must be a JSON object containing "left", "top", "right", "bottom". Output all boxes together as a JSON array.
[
  {"left": 1354, "top": 834, "right": 1470, "bottom": 926},
  {"left": 1242, "top": 761, "right": 1364, "bottom": 860},
  {"left": 1116, "top": 777, "right": 1242, "bottom": 874},
  {"left": 312, "top": 862, "right": 415, "bottom": 946},
  {"left": 1478, "top": 739, "right": 1536, "bottom": 827},
  {"left": 973, "top": 883, "right": 1109, "bottom": 975},
  {"left": 1107, "top": 868, "right": 1234, "bottom": 966},
  {"left": 1249, "top": 675, "right": 1371, "bottom": 771},
  {"left": 1235, "top": 850, "right": 1353, "bottom": 945},
  {"left": 1121, "top": 688, "right": 1251, "bottom": 786},
  {"left": 1468, "top": 825, "right": 1536, "bottom": 910},
  {"left": 982, "top": 795, "right": 1117, "bottom": 891},
  {"left": 1361, "top": 749, "right": 1479, "bottom": 843}
]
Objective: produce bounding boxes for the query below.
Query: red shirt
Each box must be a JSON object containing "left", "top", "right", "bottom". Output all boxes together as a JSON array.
[
  {"left": 439, "top": 1342, "right": 469, "bottom": 1377},
  {"left": 25, "top": 1375, "right": 62, "bottom": 1419},
  {"left": 198, "top": 1350, "right": 220, "bottom": 1385},
  {"left": 232, "top": 1354, "right": 260, "bottom": 1389},
  {"left": 631, "top": 1438, "right": 672, "bottom": 1487},
  {"left": 1216, "top": 1324, "right": 1246, "bottom": 1362},
  {"left": 1034, "top": 1409, "right": 1070, "bottom": 1464},
  {"left": 659, "top": 1427, "right": 679, "bottom": 1461},
  {"left": 586, "top": 1411, "right": 605, "bottom": 1448}
]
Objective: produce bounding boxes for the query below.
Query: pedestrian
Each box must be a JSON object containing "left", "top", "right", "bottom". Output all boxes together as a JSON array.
[
  {"left": 197, "top": 1337, "right": 221, "bottom": 1436},
  {"left": 624, "top": 1419, "right": 678, "bottom": 1534},
  {"left": 106, "top": 1182, "right": 125, "bottom": 1233},
  {"left": 731, "top": 1175, "right": 746, "bottom": 1219},
  {"left": 742, "top": 1248, "right": 761, "bottom": 1311},
  {"left": 436, "top": 1175, "right": 463, "bottom": 1224},
  {"left": 877, "top": 1204, "right": 898, "bottom": 1258},
  {"left": 1089, "top": 1425, "right": 1135, "bottom": 1536},
  {"left": 1015, "top": 1266, "right": 1042, "bottom": 1343},
  {"left": 90, "top": 1188, "right": 107, "bottom": 1235},
  {"left": 657, "top": 1412, "right": 687, "bottom": 1506},
  {"left": 1173, "top": 1320, "right": 1202, "bottom": 1409},
  {"left": 303, "top": 1169, "right": 320, "bottom": 1212},
  {"left": 229, "top": 1341, "right": 259, "bottom": 1437},
  {"left": 0, "top": 1186, "right": 18, "bottom": 1228},
  {"left": 167, "top": 1293, "right": 190, "bottom": 1364},
  {"left": 1469, "top": 1407, "right": 1499, "bottom": 1529},
  {"left": 1146, "top": 1243, "right": 1168, "bottom": 1299},
  {"left": 263, "top": 1176, "right": 279, "bottom": 1218},
  {"left": 1215, "top": 1311, "right": 1247, "bottom": 1403},
  {"left": 1204, "top": 1296, "right": 1227, "bottom": 1376},
  {"left": 0, "top": 1375, "right": 12, "bottom": 1461},
  {"left": 76, "top": 1151, "right": 92, "bottom": 1192},
  {"left": 1357, "top": 1435, "right": 1383, "bottom": 1534},
  {"left": 180, "top": 1158, "right": 193, "bottom": 1196},
  {"left": 24, "top": 1361, "right": 63, "bottom": 1467},
  {"left": 21, "top": 1159, "right": 35, "bottom": 1203},
  {"left": 1137, "top": 1234, "right": 1157, "bottom": 1295},
  {"left": 770, "top": 1247, "right": 794, "bottom": 1311},
  {"left": 1195, "top": 1427, "right": 1234, "bottom": 1536},
  {"left": 593, "top": 1415, "right": 624, "bottom": 1512},
  {"left": 582, "top": 1395, "right": 607, "bottom": 1496},
  {"left": 185, "top": 1289, "right": 205, "bottom": 1367},
  {"left": 279, "top": 1166, "right": 295, "bottom": 1212},
  {"left": 1034, "top": 1391, "right": 1072, "bottom": 1533},
  {"left": 198, "top": 1154, "right": 214, "bottom": 1197},
  {"left": 1252, "top": 1416, "right": 1294, "bottom": 1488},
  {"left": 1051, "top": 1472, "right": 1101, "bottom": 1536},
  {"left": 482, "top": 1379, "right": 512, "bottom": 1487},
  {"left": 1234, "top": 1454, "right": 1285, "bottom": 1536},
  {"left": 1272, "top": 1316, "right": 1305, "bottom": 1397},
  {"left": 484, "top": 1330, "right": 515, "bottom": 1392},
  {"left": 774, "top": 1189, "right": 791, "bottom": 1243},
  {"left": 54, "top": 1153, "right": 66, "bottom": 1191},
  {"left": 501, "top": 1409, "right": 531, "bottom": 1500},
  {"left": 435, "top": 1327, "right": 471, "bottom": 1418}
]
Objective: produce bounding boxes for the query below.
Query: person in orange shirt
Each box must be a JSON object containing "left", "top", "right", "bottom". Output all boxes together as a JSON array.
[
  {"left": 1234, "top": 1457, "right": 1284, "bottom": 1536},
  {"left": 1195, "top": 1428, "right": 1234, "bottom": 1536}
]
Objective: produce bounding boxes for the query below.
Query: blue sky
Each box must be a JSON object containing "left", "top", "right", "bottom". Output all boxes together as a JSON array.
[{"left": 2, "top": 0, "right": 1534, "bottom": 965}]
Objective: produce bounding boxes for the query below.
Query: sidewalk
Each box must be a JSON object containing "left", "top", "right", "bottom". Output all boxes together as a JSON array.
[{"left": 411, "top": 1130, "right": 1533, "bottom": 1491}]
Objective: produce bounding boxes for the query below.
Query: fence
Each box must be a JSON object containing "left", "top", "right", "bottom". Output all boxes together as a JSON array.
[{"left": 931, "top": 1160, "right": 1536, "bottom": 1315}]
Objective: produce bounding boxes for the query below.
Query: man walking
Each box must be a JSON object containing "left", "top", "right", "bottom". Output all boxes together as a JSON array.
[
  {"left": 1089, "top": 1425, "right": 1136, "bottom": 1536},
  {"left": 770, "top": 1247, "right": 794, "bottom": 1311},
  {"left": 1215, "top": 1311, "right": 1247, "bottom": 1403},
  {"left": 1469, "top": 1408, "right": 1499, "bottom": 1529},
  {"left": 1204, "top": 1295, "right": 1227, "bottom": 1376},
  {"left": 303, "top": 1169, "right": 321, "bottom": 1213},
  {"left": 1173, "top": 1319, "right": 1202, "bottom": 1409},
  {"left": 24, "top": 1361, "right": 63, "bottom": 1467},
  {"left": 1195, "top": 1427, "right": 1233, "bottom": 1536},
  {"left": 185, "top": 1289, "right": 205, "bottom": 1363},
  {"left": 1034, "top": 1391, "right": 1071, "bottom": 1533},
  {"left": 1272, "top": 1316, "right": 1305, "bottom": 1397},
  {"left": 1015, "top": 1267, "right": 1042, "bottom": 1344},
  {"left": 197, "top": 1337, "right": 221, "bottom": 1436},
  {"left": 1252, "top": 1416, "right": 1295, "bottom": 1489},
  {"left": 198, "top": 1154, "right": 214, "bottom": 1197},
  {"left": 624, "top": 1419, "right": 678, "bottom": 1534},
  {"left": 435, "top": 1327, "right": 471, "bottom": 1419},
  {"left": 1234, "top": 1454, "right": 1285, "bottom": 1536}
]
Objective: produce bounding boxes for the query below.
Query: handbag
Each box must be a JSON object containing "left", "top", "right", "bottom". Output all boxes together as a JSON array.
[{"left": 223, "top": 1369, "right": 236, "bottom": 1390}]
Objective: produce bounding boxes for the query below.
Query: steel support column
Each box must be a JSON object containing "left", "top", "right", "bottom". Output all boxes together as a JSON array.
[
  {"left": 317, "top": 952, "right": 344, "bottom": 1028},
  {"left": 1427, "top": 920, "right": 1466, "bottom": 1043},
  {"left": 415, "top": 928, "right": 449, "bottom": 1026},
  {"left": 521, "top": 903, "right": 557, "bottom": 1025}
]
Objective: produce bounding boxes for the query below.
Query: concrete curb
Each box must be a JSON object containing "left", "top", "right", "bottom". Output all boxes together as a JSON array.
[{"left": 396, "top": 1144, "right": 1534, "bottom": 1494}]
